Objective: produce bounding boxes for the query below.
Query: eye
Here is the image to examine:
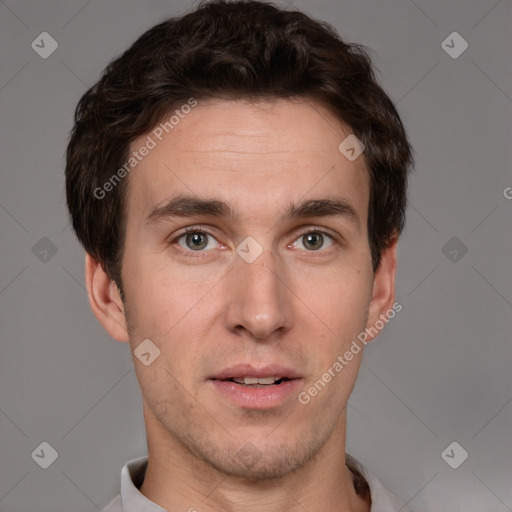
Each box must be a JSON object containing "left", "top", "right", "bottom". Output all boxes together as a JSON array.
[
  {"left": 289, "top": 229, "right": 335, "bottom": 251},
  {"left": 173, "top": 228, "right": 223, "bottom": 253},
  {"left": 170, "top": 226, "right": 337, "bottom": 256}
]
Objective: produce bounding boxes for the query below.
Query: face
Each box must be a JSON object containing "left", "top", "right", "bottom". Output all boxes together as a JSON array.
[{"left": 97, "top": 98, "right": 395, "bottom": 480}]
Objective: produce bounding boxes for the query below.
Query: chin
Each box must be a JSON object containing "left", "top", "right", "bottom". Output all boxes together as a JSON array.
[
  {"left": 209, "top": 452, "right": 306, "bottom": 481},
  {"left": 195, "top": 433, "right": 328, "bottom": 482}
]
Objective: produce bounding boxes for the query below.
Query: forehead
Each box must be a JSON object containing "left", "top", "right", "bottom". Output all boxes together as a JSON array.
[{"left": 125, "top": 98, "right": 369, "bottom": 225}]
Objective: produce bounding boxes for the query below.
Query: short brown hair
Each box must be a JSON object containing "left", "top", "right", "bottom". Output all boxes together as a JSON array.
[{"left": 65, "top": 0, "right": 414, "bottom": 291}]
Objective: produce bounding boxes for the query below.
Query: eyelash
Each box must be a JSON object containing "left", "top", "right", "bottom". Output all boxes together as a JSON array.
[{"left": 169, "top": 225, "right": 339, "bottom": 258}]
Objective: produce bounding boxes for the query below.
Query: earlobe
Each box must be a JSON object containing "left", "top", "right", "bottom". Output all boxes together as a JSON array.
[
  {"left": 85, "top": 253, "right": 129, "bottom": 342},
  {"left": 364, "top": 237, "right": 398, "bottom": 342}
]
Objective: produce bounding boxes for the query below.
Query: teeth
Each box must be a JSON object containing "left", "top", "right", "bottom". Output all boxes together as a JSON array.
[{"left": 232, "top": 376, "right": 280, "bottom": 385}]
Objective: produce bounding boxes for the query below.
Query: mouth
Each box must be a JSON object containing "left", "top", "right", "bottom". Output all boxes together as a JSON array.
[
  {"left": 208, "top": 364, "right": 303, "bottom": 409},
  {"left": 212, "top": 376, "right": 293, "bottom": 387},
  {"left": 209, "top": 363, "right": 302, "bottom": 384}
]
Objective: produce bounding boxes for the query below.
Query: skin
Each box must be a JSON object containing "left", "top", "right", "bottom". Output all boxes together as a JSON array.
[{"left": 86, "top": 98, "right": 398, "bottom": 512}]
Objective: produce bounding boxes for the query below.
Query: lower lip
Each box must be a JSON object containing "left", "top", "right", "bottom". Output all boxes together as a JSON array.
[{"left": 209, "top": 379, "right": 302, "bottom": 409}]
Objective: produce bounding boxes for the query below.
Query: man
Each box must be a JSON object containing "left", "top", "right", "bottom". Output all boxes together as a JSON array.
[{"left": 65, "top": 1, "right": 414, "bottom": 510}]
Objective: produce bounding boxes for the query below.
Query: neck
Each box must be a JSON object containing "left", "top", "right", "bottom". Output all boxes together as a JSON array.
[{"left": 138, "top": 404, "right": 370, "bottom": 512}]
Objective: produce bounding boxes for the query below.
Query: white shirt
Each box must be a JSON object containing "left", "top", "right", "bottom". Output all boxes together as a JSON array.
[{"left": 103, "top": 455, "right": 412, "bottom": 512}]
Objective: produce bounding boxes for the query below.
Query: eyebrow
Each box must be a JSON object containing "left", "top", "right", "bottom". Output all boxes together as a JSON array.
[{"left": 145, "top": 195, "right": 361, "bottom": 229}]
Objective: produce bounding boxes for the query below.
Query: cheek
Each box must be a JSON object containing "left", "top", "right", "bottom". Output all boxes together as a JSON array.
[
  {"left": 123, "top": 254, "right": 216, "bottom": 376},
  {"left": 133, "top": 358, "right": 194, "bottom": 428},
  {"left": 122, "top": 242, "right": 208, "bottom": 328},
  {"left": 291, "top": 259, "right": 373, "bottom": 320},
  {"left": 288, "top": 267, "right": 373, "bottom": 383}
]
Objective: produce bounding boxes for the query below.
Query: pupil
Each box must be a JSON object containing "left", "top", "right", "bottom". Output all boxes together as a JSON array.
[
  {"left": 304, "top": 232, "right": 323, "bottom": 250},
  {"left": 187, "top": 232, "right": 207, "bottom": 250}
]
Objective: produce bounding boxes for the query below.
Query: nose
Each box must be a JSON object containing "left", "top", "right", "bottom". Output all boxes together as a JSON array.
[{"left": 224, "top": 244, "right": 293, "bottom": 341}]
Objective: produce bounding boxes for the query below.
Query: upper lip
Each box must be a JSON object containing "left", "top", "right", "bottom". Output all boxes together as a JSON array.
[{"left": 210, "top": 364, "right": 302, "bottom": 380}]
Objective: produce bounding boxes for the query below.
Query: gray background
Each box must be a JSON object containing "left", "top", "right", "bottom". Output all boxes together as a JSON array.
[{"left": 0, "top": 0, "right": 511, "bottom": 510}]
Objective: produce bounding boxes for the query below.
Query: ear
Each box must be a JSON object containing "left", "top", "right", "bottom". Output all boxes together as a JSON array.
[
  {"left": 85, "top": 253, "right": 129, "bottom": 342},
  {"left": 364, "top": 236, "right": 398, "bottom": 343}
]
